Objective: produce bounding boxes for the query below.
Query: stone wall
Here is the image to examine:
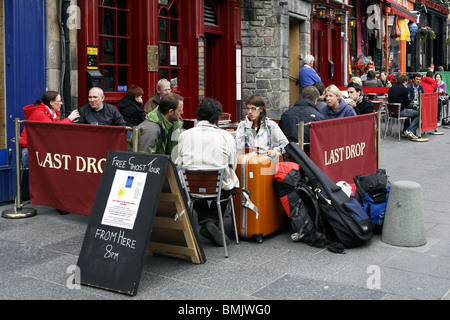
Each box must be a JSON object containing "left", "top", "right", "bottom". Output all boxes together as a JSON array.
[
  {"left": 45, "top": 0, "right": 78, "bottom": 111},
  {"left": 241, "top": 0, "right": 290, "bottom": 119}
]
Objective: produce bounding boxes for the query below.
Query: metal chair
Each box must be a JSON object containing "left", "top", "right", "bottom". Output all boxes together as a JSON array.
[
  {"left": 179, "top": 167, "right": 239, "bottom": 258},
  {"left": 384, "top": 103, "right": 408, "bottom": 141},
  {"left": 372, "top": 101, "right": 387, "bottom": 136}
]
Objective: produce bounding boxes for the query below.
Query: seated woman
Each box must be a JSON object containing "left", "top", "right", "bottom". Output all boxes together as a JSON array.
[
  {"left": 236, "top": 94, "right": 288, "bottom": 154},
  {"left": 321, "top": 85, "right": 357, "bottom": 120},
  {"left": 379, "top": 71, "right": 392, "bottom": 88},
  {"left": 118, "top": 85, "right": 145, "bottom": 138},
  {"left": 347, "top": 82, "right": 374, "bottom": 115},
  {"left": 436, "top": 73, "right": 447, "bottom": 123},
  {"left": 20, "top": 91, "right": 79, "bottom": 168}
]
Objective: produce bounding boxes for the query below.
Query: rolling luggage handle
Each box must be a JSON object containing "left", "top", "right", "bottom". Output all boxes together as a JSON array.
[{"left": 242, "top": 189, "right": 259, "bottom": 219}]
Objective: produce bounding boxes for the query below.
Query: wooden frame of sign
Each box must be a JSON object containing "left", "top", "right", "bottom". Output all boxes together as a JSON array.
[
  {"left": 147, "top": 161, "right": 205, "bottom": 264},
  {"left": 77, "top": 151, "right": 205, "bottom": 296}
]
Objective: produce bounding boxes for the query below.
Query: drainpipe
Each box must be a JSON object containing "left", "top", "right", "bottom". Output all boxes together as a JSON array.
[{"left": 58, "top": 0, "right": 72, "bottom": 118}]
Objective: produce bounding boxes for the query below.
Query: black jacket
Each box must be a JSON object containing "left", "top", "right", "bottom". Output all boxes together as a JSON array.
[
  {"left": 355, "top": 98, "right": 374, "bottom": 115},
  {"left": 279, "top": 98, "right": 324, "bottom": 143},
  {"left": 118, "top": 95, "right": 145, "bottom": 127},
  {"left": 388, "top": 83, "right": 410, "bottom": 110},
  {"left": 78, "top": 102, "right": 127, "bottom": 126}
]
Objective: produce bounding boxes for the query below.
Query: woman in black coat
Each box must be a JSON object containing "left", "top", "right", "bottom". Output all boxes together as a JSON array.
[{"left": 118, "top": 85, "right": 145, "bottom": 128}]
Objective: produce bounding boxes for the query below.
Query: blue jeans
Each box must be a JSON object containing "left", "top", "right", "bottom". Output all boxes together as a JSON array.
[
  {"left": 21, "top": 148, "right": 29, "bottom": 169},
  {"left": 400, "top": 108, "right": 419, "bottom": 133}
]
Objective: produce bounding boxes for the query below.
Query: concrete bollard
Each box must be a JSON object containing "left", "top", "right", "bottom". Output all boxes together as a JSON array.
[{"left": 381, "top": 180, "right": 427, "bottom": 247}]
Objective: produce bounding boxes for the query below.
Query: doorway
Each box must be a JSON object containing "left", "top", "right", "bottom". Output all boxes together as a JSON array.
[{"left": 205, "top": 32, "right": 222, "bottom": 99}]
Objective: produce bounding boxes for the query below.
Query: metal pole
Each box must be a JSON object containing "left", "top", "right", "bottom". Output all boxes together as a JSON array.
[
  {"left": 2, "top": 119, "right": 37, "bottom": 219},
  {"left": 376, "top": 111, "right": 381, "bottom": 169},
  {"left": 297, "top": 121, "right": 305, "bottom": 150},
  {"left": 132, "top": 126, "right": 139, "bottom": 152}
]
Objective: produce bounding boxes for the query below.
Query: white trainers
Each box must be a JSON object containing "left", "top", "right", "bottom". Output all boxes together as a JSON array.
[{"left": 403, "top": 130, "right": 418, "bottom": 140}]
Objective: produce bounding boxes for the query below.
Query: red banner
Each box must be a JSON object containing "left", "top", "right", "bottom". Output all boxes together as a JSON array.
[
  {"left": 421, "top": 92, "right": 438, "bottom": 132},
  {"left": 309, "top": 114, "right": 377, "bottom": 183},
  {"left": 26, "top": 121, "right": 128, "bottom": 216}
]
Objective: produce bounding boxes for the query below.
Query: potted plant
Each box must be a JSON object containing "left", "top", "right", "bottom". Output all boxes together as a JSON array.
[{"left": 417, "top": 26, "right": 436, "bottom": 40}]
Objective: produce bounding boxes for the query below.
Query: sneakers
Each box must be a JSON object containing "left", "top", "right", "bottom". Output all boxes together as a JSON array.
[
  {"left": 402, "top": 130, "right": 418, "bottom": 140},
  {"left": 200, "top": 221, "right": 230, "bottom": 247}
]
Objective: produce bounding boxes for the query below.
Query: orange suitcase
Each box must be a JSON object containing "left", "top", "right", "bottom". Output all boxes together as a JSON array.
[{"left": 234, "top": 150, "right": 286, "bottom": 242}]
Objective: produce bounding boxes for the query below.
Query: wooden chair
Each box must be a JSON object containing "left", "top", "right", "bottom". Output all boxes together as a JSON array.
[
  {"left": 372, "top": 101, "right": 387, "bottom": 135},
  {"left": 366, "top": 93, "right": 377, "bottom": 101},
  {"left": 179, "top": 167, "right": 239, "bottom": 258},
  {"left": 219, "top": 113, "right": 231, "bottom": 121},
  {"left": 384, "top": 103, "right": 408, "bottom": 141}
]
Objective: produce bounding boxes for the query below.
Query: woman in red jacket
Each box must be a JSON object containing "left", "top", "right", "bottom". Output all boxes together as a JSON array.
[{"left": 20, "top": 91, "right": 79, "bottom": 168}]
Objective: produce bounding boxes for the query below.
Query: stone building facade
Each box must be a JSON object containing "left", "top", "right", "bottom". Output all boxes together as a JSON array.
[{"left": 241, "top": 0, "right": 311, "bottom": 119}]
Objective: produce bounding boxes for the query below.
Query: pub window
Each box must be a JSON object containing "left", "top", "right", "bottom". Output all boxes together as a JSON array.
[
  {"left": 98, "top": 0, "right": 130, "bottom": 92},
  {"left": 158, "top": 0, "right": 180, "bottom": 90}
]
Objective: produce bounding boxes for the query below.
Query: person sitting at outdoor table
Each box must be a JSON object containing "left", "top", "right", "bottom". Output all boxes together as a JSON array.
[
  {"left": 177, "top": 98, "right": 239, "bottom": 247},
  {"left": 420, "top": 71, "right": 437, "bottom": 94},
  {"left": 118, "top": 85, "right": 145, "bottom": 138},
  {"left": 313, "top": 82, "right": 326, "bottom": 112},
  {"left": 363, "top": 70, "right": 382, "bottom": 87},
  {"left": 436, "top": 73, "right": 447, "bottom": 124},
  {"left": 133, "top": 92, "right": 183, "bottom": 155},
  {"left": 321, "top": 84, "right": 357, "bottom": 120},
  {"left": 407, "top": 73, "right": 424, "bottom": 107},
  {"left": 78, "top": 87, "right": 127, "bottom": 126},
  {"left": 379, "top": 71, "right": 392, "bottom": 87},
  {"left": 388, "top": 74, "right": 419, "bottom": 140},
  {"left": 143, "top": 78, "right": 172, "bottom": 115},
  {"left": 236, "top": 94, "right": 288, "bottom": 154},
  {"left": 20, "top": 91, "right": 79, "bottom": 168},
  {"left": 346, "top": 82, "right": 374, "bottom": 115},
  {"left": 279, "top": 85, "right": 324, "bottom": 144}
]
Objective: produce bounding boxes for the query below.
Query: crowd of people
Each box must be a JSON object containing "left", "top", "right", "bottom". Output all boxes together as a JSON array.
[{"left": 19, "top": 55, "right": 448, "bottom": 242}]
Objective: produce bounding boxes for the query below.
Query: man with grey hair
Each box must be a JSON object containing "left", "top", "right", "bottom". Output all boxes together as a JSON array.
[
  {"left": 299, "top": 54, "right": 321, "bottom": 90},
  {"left": 279, "top": 85, "right": 324, "bottom": 143},
  {"left": 143, "top": 78, "right": 172, "bottom": 114}
]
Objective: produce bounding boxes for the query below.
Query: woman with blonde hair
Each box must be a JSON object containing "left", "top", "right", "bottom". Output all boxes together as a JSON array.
[
  {"left": 321, "top": 85, "right": 357, "bottom": 120},
  {"left": 236, "top": 94, "right": 288, "bottom": 154}
]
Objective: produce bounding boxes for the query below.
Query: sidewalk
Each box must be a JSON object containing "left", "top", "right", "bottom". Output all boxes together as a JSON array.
[{"left": 1, "top": 127, "right": 450, "bottom": 302}]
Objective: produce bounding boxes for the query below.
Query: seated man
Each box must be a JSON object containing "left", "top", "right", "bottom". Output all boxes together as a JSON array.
[
  {"left": 407, "top": 73, "right": 424, "bottom": 108},
  {"left": 279, "top": 85, "right": 324, "bottom": 143},
  {"left": 177, "top": 98, "right": 239, "bottom": 247},
  {"left": 135, "top": 92, "right": 184, "bottom": 155},
  {"left": 143, "top": 78, "right": 172, "bottom": 115},
  {"left": 347, "top": 82, "right": 374, "bottom": 115},
  {"left": 363, "top": 70, "right": 382, "bottom": 87},
  {"left": 388, "top": 74, "right": 419, "bottom": 140},
  {"left": 78, "top": 87, "right": 127, "bottom": 126}
]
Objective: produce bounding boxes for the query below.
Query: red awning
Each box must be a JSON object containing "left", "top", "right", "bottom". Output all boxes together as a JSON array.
[{"left": 386, "top": 1, "right": 417, "bottom": 23}]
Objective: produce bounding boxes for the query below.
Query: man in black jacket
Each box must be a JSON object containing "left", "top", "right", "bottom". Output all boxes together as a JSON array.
[
  {"left": 279, "top": 85, "right": 324, "bottom": 143},
  {"left": 78, "top": 87, "right": 127, "bottom": 126},
  {"left": 388, "top": 74, "right": 419, "bottom": 140},
  {"left": 347, "top": 82, "right": 374, "bottom": 115}
]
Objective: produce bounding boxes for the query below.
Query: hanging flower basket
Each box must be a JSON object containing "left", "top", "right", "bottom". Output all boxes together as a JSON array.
[{"left": 417, "top": 26, "right": 436, "bottom": 40}]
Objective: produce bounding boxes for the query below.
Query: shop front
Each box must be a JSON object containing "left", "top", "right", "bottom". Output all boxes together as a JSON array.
[
  {"left": 348, "top": 0, "right": 417, "bottom": 78},
  {"left": 78, "top": 0, "right": 242, "bottom": 120},
  {"left": 310, "top": 1, "right": 352, "bottom": 87}
]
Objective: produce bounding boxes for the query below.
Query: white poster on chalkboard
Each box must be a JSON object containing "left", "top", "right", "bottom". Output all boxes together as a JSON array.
[{"left": 101, "top": 170, "right": 147, "bottom": 230}]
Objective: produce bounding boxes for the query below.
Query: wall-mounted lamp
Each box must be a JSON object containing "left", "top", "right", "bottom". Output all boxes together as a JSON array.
[
  {"left": 158, "top": 0, "right": 169, "bottom": 6},
  {"left": 335, "top": 12, "right": 345, "bottom": 24},
  {"left": 348, "top": 17, "right": 356, "bottom": 27},
  {"left": 316, "top": 6, "right": 326, "bottom": 19}
]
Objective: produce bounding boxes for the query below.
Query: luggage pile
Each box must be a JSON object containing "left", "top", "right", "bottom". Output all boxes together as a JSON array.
[{"left": 274, "top": 143, "right": 390, "bottom": 253}]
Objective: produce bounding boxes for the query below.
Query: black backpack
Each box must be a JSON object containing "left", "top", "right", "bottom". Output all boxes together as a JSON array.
[
  {"left": 354, "top": 169, "right": 390, "bottom": 233},
  {"left": 274, "top": 164, "right": 344, "bottom": 253}
]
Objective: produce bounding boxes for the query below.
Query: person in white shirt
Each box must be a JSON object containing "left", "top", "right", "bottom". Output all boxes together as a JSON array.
[{"left": 177, "top": 98, "right": 239, "bottom": 247}]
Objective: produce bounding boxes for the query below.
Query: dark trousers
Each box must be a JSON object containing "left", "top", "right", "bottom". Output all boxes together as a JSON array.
[{"left": 194, "top": 188, "right": 239, "bottom": 226}]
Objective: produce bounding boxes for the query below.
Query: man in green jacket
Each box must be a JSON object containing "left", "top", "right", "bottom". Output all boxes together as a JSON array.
[{"left": 133, "top": 93, "right": 183, "bottom": 156}]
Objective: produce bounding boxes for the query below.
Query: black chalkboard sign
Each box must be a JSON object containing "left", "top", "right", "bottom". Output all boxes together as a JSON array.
[{"left": 77, "top": 151, "right": 171, "bottom": 296}]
